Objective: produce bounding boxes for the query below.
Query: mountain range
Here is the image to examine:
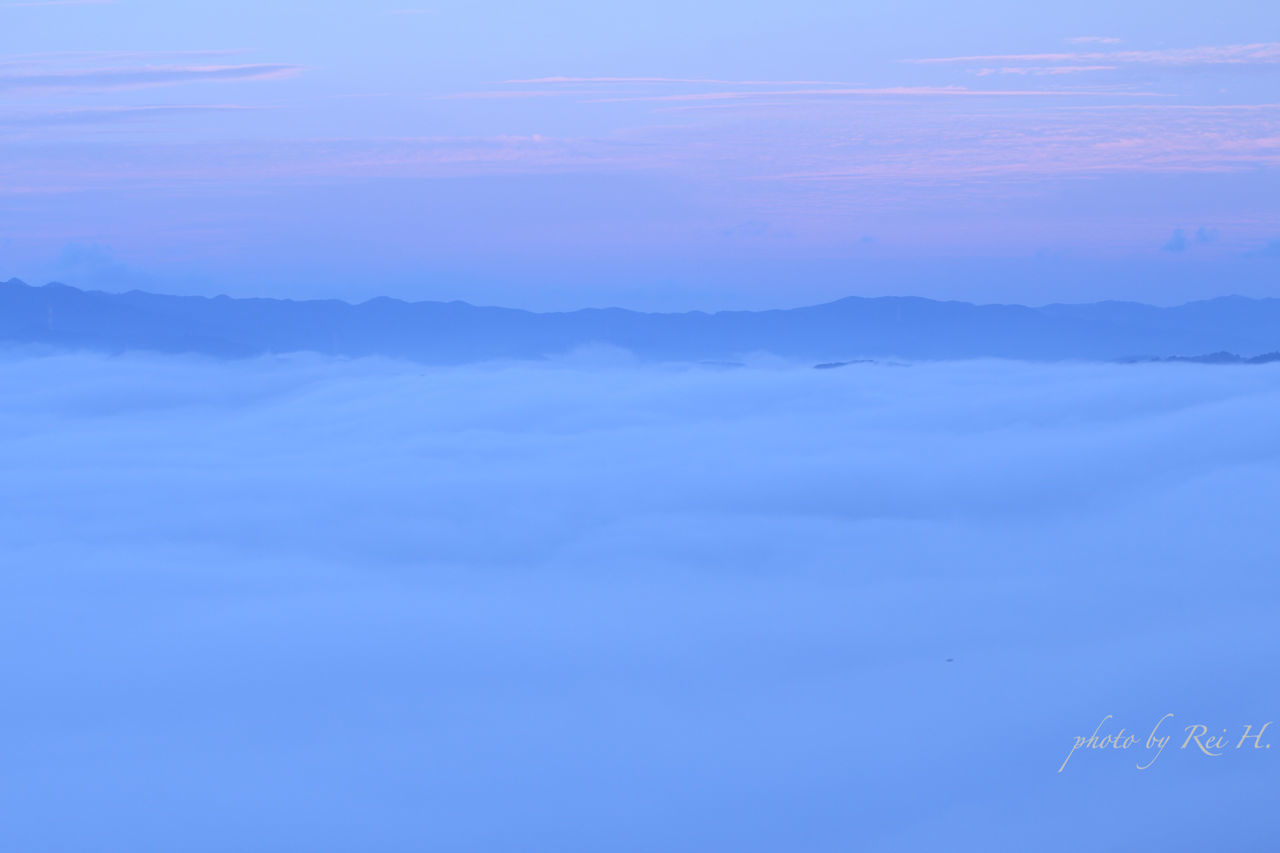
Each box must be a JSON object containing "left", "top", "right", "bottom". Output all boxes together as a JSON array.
[{"left": 3, "top": 278, "right": 1278, "bottom": 364}]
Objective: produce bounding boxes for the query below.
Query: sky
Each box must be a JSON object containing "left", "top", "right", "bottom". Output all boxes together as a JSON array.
[
  {"left": 2, "top": 0, "right": 1279, "bottom": 309},
  {"left": 3, "top": 352, "right": 1279, "bottom": 850}
]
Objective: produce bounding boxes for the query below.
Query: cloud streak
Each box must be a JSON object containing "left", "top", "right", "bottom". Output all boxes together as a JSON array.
[
  {"left": 3, "top": 98, "right": 1277, "bottom": 195},
  {"left": 1, "top": 0, "right": 115, "bottom": 6},
  {"left": 588, "top": 86, "right": 1161, "bottom": 104},
  {"left": 1, "top": 49, "right": 248, "bottom": 65},
  {"left": 503, "top": 76, "right": 860, "bottom": 86},
  {"left": 1065, "top": 36, "right": 1122, "bottom": 45},
  {"left": 0, "top": 63, "right": 299, "bottom": 91},
  {"left": 973, "top": 65, "right": 1119, "bottom": 76},
  {"left": 909, "top": 42, "right": 1280, "bottom": 68},
  {"left": 0, "top": 104, "right": 271, "bottom": 127}
]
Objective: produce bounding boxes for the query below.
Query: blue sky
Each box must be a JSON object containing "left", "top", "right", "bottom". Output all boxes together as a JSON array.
[{"left": 2, "top": 0, "right": 1279, "bottom": 308}]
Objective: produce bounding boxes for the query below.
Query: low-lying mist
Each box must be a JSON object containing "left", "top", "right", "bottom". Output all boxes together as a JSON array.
[{"left": 2, "top": 352, "right": 1278, "bottom": 851}]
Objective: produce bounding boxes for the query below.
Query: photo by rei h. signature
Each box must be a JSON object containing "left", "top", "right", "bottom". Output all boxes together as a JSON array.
[{"left": 1059, "top": 714, "right": 1273, "bottom": 772}]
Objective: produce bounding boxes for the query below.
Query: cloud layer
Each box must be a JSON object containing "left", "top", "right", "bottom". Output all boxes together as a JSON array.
[{"left": 2, "top": 352, "right": 1279, "bottom": 850}]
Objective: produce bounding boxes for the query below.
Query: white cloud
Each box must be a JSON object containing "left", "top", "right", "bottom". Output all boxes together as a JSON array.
[{"left": 2, "top": 353, "right": 1278, "bottom": 849}]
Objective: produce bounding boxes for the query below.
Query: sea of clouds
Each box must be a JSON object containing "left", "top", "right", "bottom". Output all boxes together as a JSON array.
[{"left": 2, "top": 351, "right": 1278, "bottom": 851}]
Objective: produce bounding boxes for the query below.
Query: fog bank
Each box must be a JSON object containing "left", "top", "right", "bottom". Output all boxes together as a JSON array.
[{"left": 2, "top": 353, "right": 1278, "bottom": 851}]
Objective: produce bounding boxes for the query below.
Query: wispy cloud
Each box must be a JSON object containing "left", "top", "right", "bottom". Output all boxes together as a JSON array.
[
  {"left": 0, "top": 63, "right": 299, "bottom": 91},
  {"left": 1, "top": 0, "right": 115, "bottom": 6},
  {"left": 503, "top": 76, "right": 859, "bottom": 86},
  {"left": 588, "top": 86, "right": 1161, "bottom": 104},
  {"left": 0, "top": 134, "right": 647, "bottom": 193},
  {"left": 471, "top": 74, "right": 1161, "bottom": 106},
  {"left": 973, "top": 65, "right": 1118, "bottom": 76},
  {"left": 759, "top": 104, "right": 1280, "bottom": 182},
  {"left": 435, "top": 84, "right": 1161, "bottom": 106},
  {"left": 0, "top": 104, "right": 270, "bottom": 127},
  {"left": 439, "top": 79, "right": 865, "bottom": 102},
  {"left": 435, "top": 89, "right": 607, "bottom": 100},
  {"left": 1066, "top": 36, "right": 1122, "bottom": 45},
  {"left": 11, "top": 92, "right": 1273, "bottom": 195},
  {"left": 1047, "top": 103, "right": 1280, "bottom": 111},
  {"left": 2, "top": 49, "right": 247, "bottom": 63},
  {"left": 909, "top": 42, "right": 1280, "bottom": 68}
]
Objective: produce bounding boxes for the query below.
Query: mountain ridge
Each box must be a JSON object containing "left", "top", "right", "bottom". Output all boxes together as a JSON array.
[{"left": 3, "top": 278, "right": 1278, "bottom": 364}]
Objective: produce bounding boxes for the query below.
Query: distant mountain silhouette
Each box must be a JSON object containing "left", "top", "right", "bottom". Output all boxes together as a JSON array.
[
  {"left": 814, "top": 359, "right": 907, "bottom": 369},
  {"left": 3, "top": 278, "right": 1279, "bottom": 364},
  {"left": 1141, "top": 351, "right": 1280, "bottom": 365}
]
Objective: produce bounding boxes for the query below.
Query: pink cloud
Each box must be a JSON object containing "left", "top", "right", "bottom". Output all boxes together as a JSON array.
[
  {"left": 588, "top": 86, "right": 1161, "bottom": 103},
  {"left": 909, "top": 42, "right": 1280, "bottom": 68},
  {"left": 973, "top": 66, "right": 1119, "bottom": 76},
  {"left": 503, "top": 76, "right": 859, "bottom": 86}
]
